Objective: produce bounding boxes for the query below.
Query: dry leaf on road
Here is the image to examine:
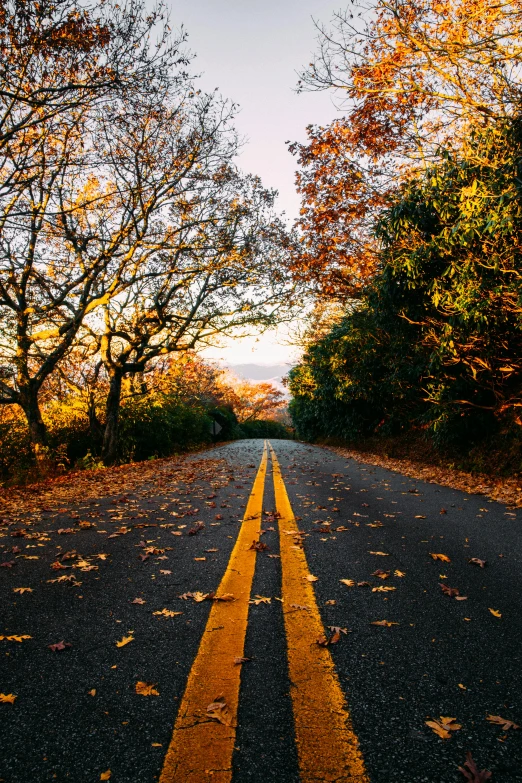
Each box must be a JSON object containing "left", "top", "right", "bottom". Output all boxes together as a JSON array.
[
  {"left": 116, "top": 635, "right": 134, "bottom": 647},
  {"left": 371, "top": 620, "right": 399, "bottom": 627},
  {"left": 135, "top": 681, "right": 159, "bottom": 696},
  {"left": 306, "top": 574, "right": 319, "bottom": 582},
  {"left": 13, "top": 587, "right": 33, "bottom": 594},
  {"left": 249, "top": 595, "right": 271, "bottom": 605},
  {"left": 48, "top": 641, "right": 71, "bottom": 652},
  {"left": 458, "top": 751, "right": 492, "bottom": 781},
  {"left": 372, "top": 586, "right": 396, "bottom": 592},
  {"left": 339, "top": 579, "right": 355, "bottom": 587},
  {"left": 487, "top": 714, "right": 519, "bottom": 731},
  {"left": 430, "top": 553, "right": 451, "bottom": 562},
  {"left": 488, "top": 608, "right": 502, "bottom": 618},
  {"left": 153, "top": 609, "right": 182, "bottom": 618},
  {"left": 469, "top": 558, "right": 487, "bottom": 568},
  {"left": 100, "top": 771, "right": 111, "bottom": 781},
  {"left": 0, "top": 693, "right": 16, "bottom": 704},
  {"left": 425, "top": 716, "right": 461, "bottom": 739},
  {"left": 369, "top": 551, "right": 389, "bottom": 556},
  {"left": 206, "top": 696, "right": 232, "bottom": 726}
]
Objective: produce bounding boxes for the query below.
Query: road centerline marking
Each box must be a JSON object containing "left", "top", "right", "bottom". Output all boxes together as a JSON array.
[
  {"left": 159, "top": 442, "right": 268, "bottom": 783},
  {"left": 270, "top": 443, "right": 369, "bottom": 783}
]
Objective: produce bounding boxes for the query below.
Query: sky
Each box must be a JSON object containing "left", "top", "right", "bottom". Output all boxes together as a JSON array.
[{"left": 169, "top": 0, "right": 342, "bottom": 367}]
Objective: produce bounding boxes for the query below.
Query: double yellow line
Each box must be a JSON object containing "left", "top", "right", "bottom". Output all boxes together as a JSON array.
[{"left": 160, "top": 441, "right": 368, "bottom": 783}]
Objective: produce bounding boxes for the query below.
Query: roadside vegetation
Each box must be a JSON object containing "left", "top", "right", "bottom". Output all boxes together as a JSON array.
[{"left": 288, "top": 0, "right": 522, "bottom": 477}]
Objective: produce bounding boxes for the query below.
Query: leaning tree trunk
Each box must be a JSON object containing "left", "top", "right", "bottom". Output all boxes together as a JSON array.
[{"left": 101, "top": 371, "right": 123, "bottom": 465}]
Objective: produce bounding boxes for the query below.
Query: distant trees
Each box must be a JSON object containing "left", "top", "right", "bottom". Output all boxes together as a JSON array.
[{"left": 0, "top": 0, "right": 294, "bottom": 467}]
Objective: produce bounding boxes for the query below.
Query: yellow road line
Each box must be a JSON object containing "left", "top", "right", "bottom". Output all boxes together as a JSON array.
[
  {"left": 160, "top": 442, "right": 268, "bottom": 783},
  {"left": 270, "top": 443, "right": 369, "bottom": 783}
]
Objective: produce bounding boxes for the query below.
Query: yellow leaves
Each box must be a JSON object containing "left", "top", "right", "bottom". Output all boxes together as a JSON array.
[
  {"left": 369, "top": 551, "right": 389, "bottom": 556},
  {"left": 153, "top": 609, "right": 183, "bottom": 619},
  {"left": 371, "top": 620, "right": 398, "bottom": 627},
  {"left": 0, "top": 693, "right": 17, "bottom": 705},
  {"left": 488, "top": 608, "right": 502, "bottom": 618},
  {"left": 100, "top": 770, "right": 111, "bottom": 781},
  {"left": 0, "top": 635, "right": 31, "bottom": 642},
  {"left": 339, "top": 579, "right": 355, "bottom": 587},
  {"left": 487, "top": 715, "right": 519, "bottom": 731},
  {"left": 305, "top": 574, "right": 319, "bottom": 582},
  {"left": 206, "top": 696, "right": 232, "bottom": 726},
  {"left": 394, "top": 570, "right": 405, "bottom": 577},
  {"left": 430, "top": 553, "right": 451, "bottom": 562},
  {"left": 426, "top": 716, "right": 461, "bottom": 739},
  {"left": 249, "top": 595, "right": 271, "bottom": 605},
  {"left": 372, "top": 569, "right": 390, "bottom": 579},
  {"left": 13, "top": 587, "right": 33, "bottom": 594},
  {"left": 372, "top": 586, "right": 396, "bottom": 592},
  {"left": 89, "top": 689, "right": 96, "bottom": 697},
  {"left": 135, "top": 681, "right": 159, "bottom": 697},
  {"left": 116, "top": 635, "right": 134, "bottom": 647},
  {"left": 179, "top": 591, "right": 210, "bottom": 602}
]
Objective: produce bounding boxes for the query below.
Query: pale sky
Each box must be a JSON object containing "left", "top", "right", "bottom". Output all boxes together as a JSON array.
[{"left": 169, "top": 0, "right": 342, "bottom": 366}]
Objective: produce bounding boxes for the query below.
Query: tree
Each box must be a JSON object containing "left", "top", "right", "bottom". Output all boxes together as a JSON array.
[
  {"left": 217, "top": 372, "right": 286, "bottom": 423},
  {"left": 0, "top": 2, "right": 192, "bottom": 457},
  {"left": 291, "top": 0, "right": 522, "bottom": 300}
]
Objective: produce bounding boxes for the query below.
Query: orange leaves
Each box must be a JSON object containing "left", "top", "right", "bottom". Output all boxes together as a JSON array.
[
  {"left": 100, "top": 771, "right": 111, "bottom": 781},
  {"left": 135, "top": 681, "right": 159, "bottom": 697},
  {"left": 0, "top": 635, "right": 31, "bottom": 642},
  {"left": 0, "top": 693, "right": 17, "bottom": 705},
  {"left": 488, "top": 608, "right": 501, "bottom": 618},
  {"left": 115, "top": 635, "right": 134, "bottom": 647},
  {"left": 13, "top": 587, "right": 33, "bottom": 594},
  {"left": 430, "top": 553, "right": 451, "bottom": 562},
  {"left": 249, "top": 595, "right": 271, "bottom": 605},
  {"left": 153, "top": 609, "right": 182, "bottom": 619},
  {"left": 426, "top": 716, "right": 461, "bottom": 739},
  {"left": 339, "top": 578, "right": 355, "bottom": 587}
]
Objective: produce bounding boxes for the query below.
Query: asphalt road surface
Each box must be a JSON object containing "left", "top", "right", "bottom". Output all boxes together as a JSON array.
[{"left": 1, "top": 439, "right": 521, "bottom": 783}]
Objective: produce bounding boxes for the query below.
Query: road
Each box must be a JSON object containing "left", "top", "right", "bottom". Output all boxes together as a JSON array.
[{"left": 1, "top": 439, "right": 521, "bottom": 783}]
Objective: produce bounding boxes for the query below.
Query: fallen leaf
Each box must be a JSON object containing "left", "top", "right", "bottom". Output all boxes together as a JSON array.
[
  {"left": 160, "top": 568, "right": 173, "bottom": 573},
  {"left": 369, "top": 551, "right": 389, "bottom": 556},
  {"left": 290, "top": 604, "right": 310, "bottom": 611},
  {"left": 234, "top": 657, "right": 251, "bottom": 665},
  {"left": 116, "top": 635, "right": 134, "bottom": 647},
  {"left": 372, "top": 570, "right": 390, "bottom": 579},
  {"left": 206, "top": 696, "right": 232, "bottom": 726},
  {"left": 48, "top": 640, "right": 72, "bottom": 652},
  {"left": 458, "top": 751, "right": 492, "bottom": 781},
  {"left": 394, "top": 570, "right": 406, "bottom": 577},
  {"left": 151, "top": 742, "right": 162, "bottom": 747},
  {"left": 327, "top": 626, "right": 348, "bottom": 635},
  {"left": 487, "top": 714, "right": 519, "bottom": 731},
  {"left": 415, "top": 515, "right": 427, "bottom": 519},
  {"left": 89, "top": 689, "right": 96, "bottom": 696},
  {"left": 306, "top": 574, "right": 319, "bottom": 582},
  {"left": 430, "top": 553, "right": 451, "bottom": 562},
  {"left": 316, "top": 634, "right": 330, "bottom": 647},
  {"left": 371, "top": 620, "right": 399, "bottom": 627},
  {"left": 469, "top": 558, "right": 487, "bottom": 568},
  {"left": 325, "top": 599, "right": 336, "bottom": 605},
  {"left": 0, "top": 693, "right": 16, "bottom": 704},
  {"left": 100, "top": 770, "right": 111, "bottom": 780},
  {"left": 425, "top": 716, "right": 461, "bottom": 739},
  {"left": 440, "top": 583, "right": 461, "bottom": 598},
  {"left": 339, "top": 579, "right": 355, "bottom": 587},
  {"left": 132, "top": 598, "right": 146, "bottom": 605},
  {"left": 249, "top": 595, "right": 271, "bottom": 605},
  {"left": 213, "top": 593, "right": 235, "bottom": 602},
  {"left": 13, "top": 587, "right": 33, "bottom": 594},
  {"left": 249, "top": 540, "right": 268, "bottom": 552},
  {"left": 135, "top": 681, "right": 159, "bottom": 696},
  {"left": 153, "top": 608, "right": 183, "bottom": 619},
  {"left": 488, "top": 608, "right": 502, "bottom": 618},
  {"left": 372, "top": 586, "right": 396, "bottom": 592}
]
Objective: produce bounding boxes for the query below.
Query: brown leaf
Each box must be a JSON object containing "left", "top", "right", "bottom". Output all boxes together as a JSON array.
[
  {"left": 48, "top": 640, "right": 72, "bottom": 652},
  {"left": 153, "top": 608, "right": 183, "bottom": 618},
  {"left": 316, "top": 634, "right": 330, "bottom": 647},
  {"left": 233, "top": 657, "right": 251, "bottom": 665},
  {"left": 249, "top": 540, "right": 268, "bottom": 552},
  {"left": 206, "top": 696, "right": 232, "bottom": 726},
  {"left": 430, "top": 553, "right": 451, "bottom": 562},
  {"left": 372, "top": 586, "right": 396, "bottom": 592},
  {"left": 458, "top": 752, "right": 492, "bottom": 781},
  {"left": 135, "top": 681, "right": 159, "bottom": 696},
  {"left": 213, "top": 593, "right": 235, "bottom": 602},
  {"left": 132, "top": 598, "right": 146, "bottom": 604},
  {"left": 339, "top": 579, "right": 355, "bottom": 587},
  {"left": 371, "top": 620, "right": 398, "bottom": 627},
  {"left": 249, "top": 595, "right": 271, "bottom": 605},
  {"left": 469, "top": 558, "right": 486, "bottom": 568},
  {"left": 372, "top": 569, "right": 390, "bottom": 579},
  {"left": 487, "top": 714, "right": 520, "bottom": 731},
  {"left": 439, "top": 583, "right": 461, "bottom": 598}
]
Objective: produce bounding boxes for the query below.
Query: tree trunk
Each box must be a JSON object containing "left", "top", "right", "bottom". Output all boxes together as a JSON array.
[
  {"left": 88, "top": 391, "right": 104, "bottom": 444},
  {"left": 102, "top": 371, "right": 123, "bottom": 465},
  {"left": 19, "top": 390, "right": 49, "bottom": 464}
]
